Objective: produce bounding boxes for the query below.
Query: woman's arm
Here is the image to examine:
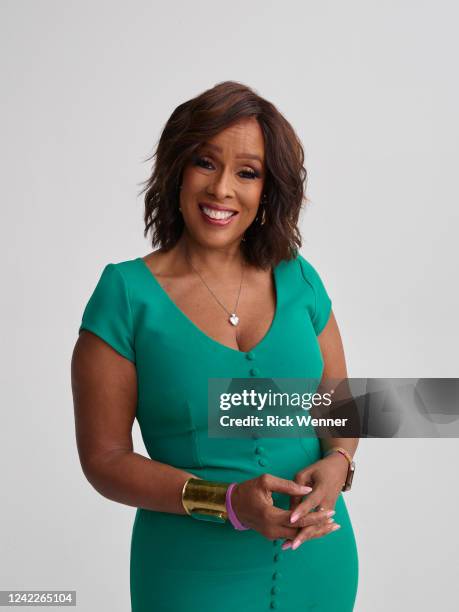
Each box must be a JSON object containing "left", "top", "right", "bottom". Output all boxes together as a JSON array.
[
  {"left": 71, "top": 330, "right": 326, "bottom": 541},
  {"left": 71, "top": 331, "right": 198, "bottom": 514},
  {"left": 283, "top": 309, "right": 359, "bottom": 547},
  {"left": 317, "top": 310, "right": 359, "bottom": 461}
]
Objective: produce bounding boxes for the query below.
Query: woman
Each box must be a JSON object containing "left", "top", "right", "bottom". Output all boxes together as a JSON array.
[{"left": 72, "top": 80, "right": 359, "bottom": 611}]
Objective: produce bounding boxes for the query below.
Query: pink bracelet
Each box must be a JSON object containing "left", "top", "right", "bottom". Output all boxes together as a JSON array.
[{"left": 226, "top": 483, "right": 250, "bottom": 530}]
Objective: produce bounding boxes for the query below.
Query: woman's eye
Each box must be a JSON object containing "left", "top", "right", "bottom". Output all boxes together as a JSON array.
[
  {"left": 194, "top": 156, "right": 259, "bottom": 180},
  {"left": 195, "top": 156, "right": 213, "bottom": 169},
  {"left": 239, "top": 169, "right": 258, "bottom": 180}
]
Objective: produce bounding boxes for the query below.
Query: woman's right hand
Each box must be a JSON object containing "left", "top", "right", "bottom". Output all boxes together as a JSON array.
[{"left": 229, "top": 473, "right": 336, "bottom": 542}]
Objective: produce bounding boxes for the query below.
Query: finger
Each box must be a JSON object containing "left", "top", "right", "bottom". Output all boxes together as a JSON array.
[
  {"left": 292, "top": 469, "right": 313, "bottom": 487},
  {"left": 288, "top": 489, "right": 326, "bottom": 524},
  {"left": 318, "top": 497, "right": 338, "bottom": 513},
  {"left": 264, "top": 474, "right": 312, "bottom": 497},
  {"left": 289, "top": 495, "right": 302, "bottom": 515},
  {"left": 269, "top": 505, "right": 305, "bottom": 528},
  {"left": 289, "top": 469, "right": 314, "bottom": 510},
  {"left": 289, "top": 472, "right": 314, "bottom": 512},
  {"left": 266, "top": 507, "right": 309, "bottom": 540},
  {"left": 282, "top": 507, "right": 336, "bottom": 529},
  {"left": 290, "top": 521, "right": 341, "bottom": 549},
  {"left": 276, "top": 525, "right": 306, "bottom": 540}
]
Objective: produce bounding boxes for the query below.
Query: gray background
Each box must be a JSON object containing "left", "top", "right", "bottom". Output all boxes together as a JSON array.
[{"left": 1, "top": 1, "right": 458, "bottom": 610}]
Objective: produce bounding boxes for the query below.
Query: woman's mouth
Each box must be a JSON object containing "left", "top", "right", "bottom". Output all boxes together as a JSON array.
[{"left": 198, "top": 204, "right": 239, "bottom": 226}]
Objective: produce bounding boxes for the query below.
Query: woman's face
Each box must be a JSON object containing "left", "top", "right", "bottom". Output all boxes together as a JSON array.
[{"left": 179, "top": 117, "right": 265, "bottom": 249}]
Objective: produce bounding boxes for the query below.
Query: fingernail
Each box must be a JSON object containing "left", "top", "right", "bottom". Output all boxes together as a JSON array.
[
  {"left": 291, "top": 540, "right": 301, "bottom": 550},
  {"left": 290, "top": 513, "right": 299, "bottom": 523},
  {"left": 281, "top": 541, "right": 292, "bottom": 550},
  {"left": 331, "top": 524, "right": 341, "bottom": 531},
  {"left": 300, "top": 486, "right": 312, "bottom": 493},
  {"left": 327, "top": 518, "right": 335, "bottom": 524},
  {"left": 326, "top": 510, "right": 336, "bottom": 517}
]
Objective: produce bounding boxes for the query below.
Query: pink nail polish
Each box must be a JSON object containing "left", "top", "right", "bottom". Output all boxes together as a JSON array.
[
  {"left": 282, "top": 541, "right": 292, "bottom": 550},
  {"left": 291, "top": 540, "right": 301, "bottom": 550},
  {"left": 290, "top": 513, "right": 299, "bottom": 523}
]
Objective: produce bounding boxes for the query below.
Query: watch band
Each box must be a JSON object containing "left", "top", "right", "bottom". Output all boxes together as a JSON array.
[{"left": 324, "top": 447, "right": 355, "bottom": 492}]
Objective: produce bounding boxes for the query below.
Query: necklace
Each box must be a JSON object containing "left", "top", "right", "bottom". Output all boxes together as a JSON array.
[{"left": 184, "top": 244, "right": 244, "bottom": 327}]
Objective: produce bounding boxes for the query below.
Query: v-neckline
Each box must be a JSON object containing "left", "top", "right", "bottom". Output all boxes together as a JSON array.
[{"left": 135, "top": 256, "right": 281, "bottom": 357}]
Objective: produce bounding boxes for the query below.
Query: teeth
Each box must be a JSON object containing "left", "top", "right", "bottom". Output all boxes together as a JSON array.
[{"left": 201, "top": 206, "right": 235, "bottom": 220}]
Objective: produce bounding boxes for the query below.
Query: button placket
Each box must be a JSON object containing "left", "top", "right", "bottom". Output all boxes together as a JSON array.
[
  {"left": 245, "top": 350, "right": 266, "bottom": 452},
  {"left": 244, "top": 351, "right": 281, "bottom": 608},
  {"left": 270, "top": 533, "right": 283, "bottom": 607}
]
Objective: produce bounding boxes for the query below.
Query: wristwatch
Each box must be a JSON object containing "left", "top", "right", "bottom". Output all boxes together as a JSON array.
[{"left": 324, "top": 447, "right": 355, "bottom": 492}]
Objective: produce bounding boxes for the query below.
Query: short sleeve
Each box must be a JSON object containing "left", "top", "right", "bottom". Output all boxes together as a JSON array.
[
  {"left": 78, "top": 263, "right": 136, "bottom": 363},
  {"left": 297, "top": 253, "right": 332, "bottom": 335}
]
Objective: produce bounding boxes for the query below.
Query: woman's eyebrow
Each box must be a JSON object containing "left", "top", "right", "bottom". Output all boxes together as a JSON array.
[{"left": 201, "top": 142, "right": 263, "bottom": 164}]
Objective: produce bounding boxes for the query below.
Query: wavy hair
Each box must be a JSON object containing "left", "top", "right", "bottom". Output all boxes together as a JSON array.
[{"left": 138, "top": 80, "right": 308, "bottom": 269}]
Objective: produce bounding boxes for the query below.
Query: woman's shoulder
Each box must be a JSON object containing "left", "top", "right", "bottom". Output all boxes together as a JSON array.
[
  {"left": 81, "top": 257, "right": 149, "bottom": 315},
  {"left": 107, "top": 255, "right": 143, "bottom": 276},
  {"left": 279, "top": 249, "right": 326, "bottom": 289},
  {"left": 286, "top": 250, "right": 332, "bottom": 335},
  {"left": 100, "top": 254, "right": 154, "bottom": 290},
  {"left": 78, "top": 257, "right": 143, "bottom": 363},
  {"left": 295, "top": 251, "right": 324, "bottom": 287}
]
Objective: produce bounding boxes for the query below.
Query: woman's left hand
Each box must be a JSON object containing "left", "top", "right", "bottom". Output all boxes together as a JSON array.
[{"left": 281, "top": 453, "right": 349, "bottom": 550}]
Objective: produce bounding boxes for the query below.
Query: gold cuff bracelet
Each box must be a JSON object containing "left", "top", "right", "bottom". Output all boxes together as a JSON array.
[{"left": 181, "top": 477, "right": 229, "bottom": 522}]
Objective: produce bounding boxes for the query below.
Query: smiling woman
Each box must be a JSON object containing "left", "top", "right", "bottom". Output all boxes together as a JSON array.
[
  {"left": 72, "top": 80, "right": 359, "bottom": 612},
  {"left": 184, "top": 125, "right": 264, "bottom": 232},
  {"left": 140, "top": 80, "right": 306, "bottom": 269}
]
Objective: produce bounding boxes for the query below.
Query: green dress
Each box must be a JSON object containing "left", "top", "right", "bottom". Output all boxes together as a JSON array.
[{"left": 78, "top": 251, "right": 359, "bottom": 612}]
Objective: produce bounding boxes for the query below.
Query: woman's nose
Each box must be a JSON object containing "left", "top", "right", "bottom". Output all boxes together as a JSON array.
[{"left": 206, "top": 169, "right": 233, "bottom": 201}]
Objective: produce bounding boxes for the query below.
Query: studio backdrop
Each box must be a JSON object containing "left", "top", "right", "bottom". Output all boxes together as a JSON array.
[{"left": 1, "top": 2, "right": 458, "bottom": 611}]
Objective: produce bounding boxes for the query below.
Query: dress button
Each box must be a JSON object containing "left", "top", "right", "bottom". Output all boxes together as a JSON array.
[
  {"left": 272, "top": 571, "right": 282, "bottom": 581},
  {"left": 270, "top": 600, "right": 278, "bottom": 609},
  {"left": 250, "top": 367, "right": 260, "bottom": 376},
  {"left": 273, "top": 539, "right": 279, "bottom": 546},
  {"left": 245, "top": 351, "right": 255, "bottom": 360},
  {"left": 273, "top": 552, "right": 282, "bottom": 562},
  {"left": 258, "top": 458, "right": 268, "bottom": 467},
  {"left": 255, "top": 446, "right": 265, "bottom": 455},
  {"left": 251, "top": 432, "right": 261, "bottom": 439},
  {"left": 271, "top": 585, "right": 280, "bottom": 595}
]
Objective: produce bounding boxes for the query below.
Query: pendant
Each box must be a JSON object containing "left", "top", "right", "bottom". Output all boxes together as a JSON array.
[{"left": 229, "top": 313, "right": 239, "bottom": 326}]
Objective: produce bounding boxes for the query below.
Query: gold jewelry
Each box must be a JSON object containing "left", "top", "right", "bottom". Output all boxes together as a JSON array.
[
  {"left": 181, "top": 477, "right": 230, "bottom": 523},
  {"left": 323, "top": 447, "right": 355, "bottom": 492},
  {"left": 257, "top": 194, "right": 267, "bottom": 225},
  {"left": 183, "top": 242, "right": 244, "bottom": 327},
  {"left": 324, "top": 446, "right": 353, "bottom": 464}
]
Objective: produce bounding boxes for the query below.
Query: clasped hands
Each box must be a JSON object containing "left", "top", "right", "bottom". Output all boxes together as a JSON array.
[{"left": 231, "top": 453, "right": 349, "bottom": 551}]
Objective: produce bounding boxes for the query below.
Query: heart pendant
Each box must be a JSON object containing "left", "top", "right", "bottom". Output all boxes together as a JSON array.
[{"left": 229, "top": 313, "right": 239, "bottom": 326}]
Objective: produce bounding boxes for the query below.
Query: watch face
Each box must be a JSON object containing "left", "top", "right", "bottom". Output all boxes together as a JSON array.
[{"left": 346, "top": 462, "right": 355, "bottom": 490}]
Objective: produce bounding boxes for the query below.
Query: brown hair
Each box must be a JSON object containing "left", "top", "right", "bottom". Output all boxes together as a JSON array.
[{"left": 138, "top": 80, "right": 308, "bottom": 269}]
